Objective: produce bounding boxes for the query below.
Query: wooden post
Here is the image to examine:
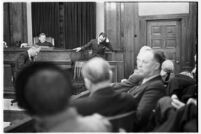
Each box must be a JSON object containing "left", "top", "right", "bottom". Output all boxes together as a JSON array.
[{"left": 26, "top": 2, "right": 33, "bottom": 45}]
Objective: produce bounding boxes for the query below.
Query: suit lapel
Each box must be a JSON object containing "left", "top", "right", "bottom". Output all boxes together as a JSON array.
[
  {"left": 128, "top": 83, "right": 146, "bottom": 97},
  {"left": 128, "top": 76, "right": 161, "bottom": 96}
]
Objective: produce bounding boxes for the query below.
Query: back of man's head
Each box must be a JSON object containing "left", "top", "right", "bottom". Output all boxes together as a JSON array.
[
  {"left": 153, "top": 50, "right": 166, "bottom": 70},
  {"left": 15, "top": 62, "right": 72, "bottom": 117},
  {"left": 82, "top": 57, "right": 112, "bottom": 84}
]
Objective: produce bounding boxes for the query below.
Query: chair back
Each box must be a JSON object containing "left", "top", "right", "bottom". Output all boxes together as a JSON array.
[
  {"left": 33, "top": 37, "right": 55, "bottom": 46},
  {"left": 106, "top": 111, "right": 135, "bottom": 132},
  {"left": 73, "top": 61, "right": 85, "bottom": 81}
]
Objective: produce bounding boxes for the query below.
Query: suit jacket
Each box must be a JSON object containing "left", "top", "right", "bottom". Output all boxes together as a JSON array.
[
  {"left": 36, "top": 41, "right": 53, "bottom": 47},
  {"left": 81, "top": 39, "right": 113, "bottom": 58},
  {"left": 166, "top": 74, "right": 196, "bottom": 97},
  {"left": 127, "top": 75, "right": 166, "bottom": 131},
  {"left": 70, "top": 86, "right": 137, "bottom": 116},
  {"left": 15, "top": 51, "right": 34, "bottom": 77},
  {"left": 112, "top": 73, "right": 144, "bottom": 93},
  {"left": 152, "top": 97, "right": 197, "bottom": 132}
]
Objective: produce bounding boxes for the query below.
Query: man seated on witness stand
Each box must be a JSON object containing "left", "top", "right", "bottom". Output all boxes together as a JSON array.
[
  {"left": 113, "top": 48, "right": 166, "bottom": 131},
  {"left": 14, "top": 62, "right": 111, "bottom": 132},
  {"left": 70, "top": 57, "right": 137, "bottom": 116},
  {"left": 35, "top": 33, "right": 54, "bottom": 47}
]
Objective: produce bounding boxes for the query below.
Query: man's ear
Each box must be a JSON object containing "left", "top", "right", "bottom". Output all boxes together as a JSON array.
[
  {"left": 84, "top": 78, "right": 91, "bottom": 90},
  {"left": 155, "top": 62, "right": 160, "bottom": 70}
]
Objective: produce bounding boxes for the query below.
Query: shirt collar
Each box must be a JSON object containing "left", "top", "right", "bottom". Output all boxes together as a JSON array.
[{"left": 141, "top": 74, "right": 160, "bottom": 84}]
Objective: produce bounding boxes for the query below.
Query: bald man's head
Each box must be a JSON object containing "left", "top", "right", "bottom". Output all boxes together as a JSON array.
[{"left": 82, "top": 57, "right": 112, "bottom": 84}]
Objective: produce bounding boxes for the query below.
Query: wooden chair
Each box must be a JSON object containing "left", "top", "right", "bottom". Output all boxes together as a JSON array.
[
  {"left": 33, "top": 36, "right": 55, "bottom": 46},
  {"left": 106, "top": 111, "right": 135, "bottom": 132}
]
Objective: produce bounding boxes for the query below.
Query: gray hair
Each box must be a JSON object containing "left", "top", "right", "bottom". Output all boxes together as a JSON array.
[{"left": 82, "top": 57, "right": 111, "bottom": 84}]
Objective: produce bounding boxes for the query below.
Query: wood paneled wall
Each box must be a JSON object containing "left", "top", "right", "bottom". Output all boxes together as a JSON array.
[
  {"left": 4, "top": 3, "right": 28, "bottom": 46},
  {"left": 105, "top": 2, "right": 197, "bottom": 77},
  {"left": 105, "top": 2, "right": 139, "bottom": 78}
]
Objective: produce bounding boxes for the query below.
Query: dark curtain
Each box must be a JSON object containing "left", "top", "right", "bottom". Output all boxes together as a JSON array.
[
  {"left": 32, "top": 3, "right": 60, "bottom": 47},
  {"left": 64, "top": 2, "right": 96, "bottom": 49}
]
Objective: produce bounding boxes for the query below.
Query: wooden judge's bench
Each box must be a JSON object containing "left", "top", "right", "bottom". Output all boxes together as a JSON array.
[{"left": 4, "top": 47, "right": 124, "bottom": 97}]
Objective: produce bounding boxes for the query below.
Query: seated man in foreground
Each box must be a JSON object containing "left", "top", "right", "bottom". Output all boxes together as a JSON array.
[
  {"left": 71, "top": 57, "right": 137, "bottom": 116},
  {"left": 15, "top": 62, "right": 111, "bottom": 132},
  {"left": 112, "top": 46, "right": 153, "bottom": 92},
  {"left": 118, "top": 49, "right": 167, "bottom": 131}
]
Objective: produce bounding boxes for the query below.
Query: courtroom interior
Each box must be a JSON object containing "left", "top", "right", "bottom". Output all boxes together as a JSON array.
[{"left": 3, "top": 1, "right": 198, "bottom": 132}]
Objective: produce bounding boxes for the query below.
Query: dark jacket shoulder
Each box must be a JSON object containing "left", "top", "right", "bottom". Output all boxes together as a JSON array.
[
  {"left": 71, "top": 86, "right": 137, "bottom": 116},
  {"left": 145, "top": 76, "right": 165, "bottom": 90}
]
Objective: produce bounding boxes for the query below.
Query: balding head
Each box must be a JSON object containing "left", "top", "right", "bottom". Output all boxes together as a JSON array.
[{"left": 82, "top": 57, "right": 112, "bottom": 84}]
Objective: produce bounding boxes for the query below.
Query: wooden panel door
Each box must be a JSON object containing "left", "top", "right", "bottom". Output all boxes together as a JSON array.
[{"left": 147, "top": 20, "right": 181, "bottom": 73}]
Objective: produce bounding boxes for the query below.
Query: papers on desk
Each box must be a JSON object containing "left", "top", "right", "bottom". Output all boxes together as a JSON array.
[
  {"left": 4, "top": 99, "right": 24, "bottom": 111},
  {"left": 4, "top": 122, "right": 11, "bottom": 128}
]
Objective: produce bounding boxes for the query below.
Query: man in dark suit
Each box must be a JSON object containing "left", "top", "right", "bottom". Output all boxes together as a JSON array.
[
  {"left": 71, "top": 57, "right": 137, "bottom": 116},
  {"left": 112, "top": 46, "right": 153, "bottom": 92},
  {"left": 166, "top": 73, "right": 196, "bottom": 100},
  {"left": 73, "top": 32, "right": 114, "bottom": 59},
  {"left": 116, "top": 49, "right": 166, "bottom": 131},
  {"left": 15, "top": 45, "right": 41, "bottom": 77},
  {"left": 36, "top": 33, "right": 54, "bottom": 47},
  {"left": 148, "top": 95, "right": 197, "bottom": 132}
]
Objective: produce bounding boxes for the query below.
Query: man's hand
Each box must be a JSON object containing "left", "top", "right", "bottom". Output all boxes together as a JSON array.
[
  {"left": 121, "top": 79, "right": 127, "bottom": 83},
  {"left": 133, "top": 69, "right": 142, "bottom": 75},
  {"left": 171, "top": 95, "right": 185, "bottom": 109},
  {"left": 105, "top": 38, "right": 110, "bottom": 43},
  {"left": 73, "top": 47, "right": 81, "bottom": 52},
  {"left": 187, "top": 98, "right": 197, "bottom": 105},
  {"left": 20, "top": 43, "right": 28, "bottom": 48}
]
